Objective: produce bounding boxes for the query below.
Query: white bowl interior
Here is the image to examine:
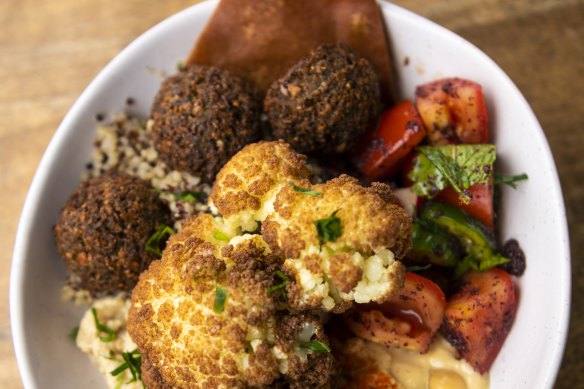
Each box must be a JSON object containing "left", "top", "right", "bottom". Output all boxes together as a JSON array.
[{"left": 10, "top": 1, "right": 570, "bottom": 388}]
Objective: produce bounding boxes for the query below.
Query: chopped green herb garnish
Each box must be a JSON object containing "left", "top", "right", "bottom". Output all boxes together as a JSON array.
[
  {"left": 91, "top": 308, "right": 116, "bottom": 343},
  {"left": 268, "top": 271, "right": 292, "bottom": 293},
  {"left": 289, "top": 182, "right": 322, "bottom": 197},
  {"left": 314, "top": 210, "right": 342, "bottom": 247},
  {"left": 275, "top": 270, "right": 291, "bottom": 282},
  {"left": 68, "top": 326, "right": 79, "bottom": 342},
  {"left": 494, "top": 172, "right": 528, "bottom": 189},
  {"left": 145, "top": 224, "right": 174, "bottom": 256},
  {"left": 406, "top": 264, "right": 432, "bottom": 272},
  {"left": 176, "top": 191, "right": 206, "bottom": 202},
  {"left": 212, "top": 231, "right": 230, "bottom": 242},
  {"left": 176, "top": 60, "right": 185, "bottom": 70},
  {"left": 301, "top": 340, "right": 331, "bottom": 353},
  {"left": 268, "top": 271, "right": 291, "bottom": 293},
  {"left": 213, "top": 286, "right": 227, "bottom": 314},
  {"left": 267, "top": 283, "right": 287, "bottom": 293},
  {"left": 110, "top": 349, "right": 142, "bottom": 383},
  {"left": 408, "top": 145, "right": 496, "bottom": 204}
]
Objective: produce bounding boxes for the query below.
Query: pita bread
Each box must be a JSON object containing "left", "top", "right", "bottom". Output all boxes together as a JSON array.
[{"left": 187, "top": 0, "right": 396, "bottom": 105}]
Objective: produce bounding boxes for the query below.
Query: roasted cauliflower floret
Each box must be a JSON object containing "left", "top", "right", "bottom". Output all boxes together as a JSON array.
[
  {"left": 210, "top": 140, "right": 311, "bottom": 233},
  {"left": 128, "top": 215, "right": 332, "bottom": 388},
  {"left": 271, "top": 313, "right": 333, "bottom": 388},
  {"left": 263, "top": 175, "right": 411, "bottom": 313}
]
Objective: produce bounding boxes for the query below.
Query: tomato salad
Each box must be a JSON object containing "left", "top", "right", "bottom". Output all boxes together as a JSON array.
[{"left": 348, "top": 77, "right": 526, "bottom": 375}]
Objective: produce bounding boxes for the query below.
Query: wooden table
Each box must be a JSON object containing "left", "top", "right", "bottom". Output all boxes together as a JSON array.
[{"left": 1, "top": 0, "right": 582, "bottom": 387}]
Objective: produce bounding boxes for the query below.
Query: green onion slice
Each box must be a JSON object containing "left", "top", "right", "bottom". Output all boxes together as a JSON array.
[{"left": 91, "top": 308, "right": 116, "bottom": 343}]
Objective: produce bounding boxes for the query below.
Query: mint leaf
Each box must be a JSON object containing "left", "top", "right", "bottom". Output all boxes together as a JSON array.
[{"left": 409, "top": 145, "right": 496, "bottom": 204}]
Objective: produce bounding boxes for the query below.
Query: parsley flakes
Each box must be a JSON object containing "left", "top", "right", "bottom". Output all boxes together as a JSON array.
[
  {"left": 68, "top": 326, "right": 79, "bottom": 342},
  {"left": 314, "top": 210, "right": 342, "bottom": 247},
  {"left": 268, "top": 271, "right": 292, "bottom": 293},
  {"left": 145, "top": 224, "right": 174, "bottom": 257},
  {"left": 213, "top": 286, "right": 228, "bottom": 314},
  {"left": 289, "top": 182, "right": 322, "bottom": 197},
  {"left": 301, "top": 340, "right": 331, "bottom": 353},
  {"left": 212, "top": 231, "right": 230, "bottom": 242}
]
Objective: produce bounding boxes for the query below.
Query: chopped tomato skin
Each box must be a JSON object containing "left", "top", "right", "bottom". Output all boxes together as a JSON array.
[
  {"left": 354, "top": 100, "right": 427, "bottom": 180},
  {"left": 436, "top": 181, "right": 494, "bottom": 230},
  {"left": 344, "top": 272, "right": 446, "bottom": 352},
  {"left": 441, "top": 268, "right": 517, "bottom": 373},
  {"left": 415, "top": 78, "right": 489, "bottom": 145}
]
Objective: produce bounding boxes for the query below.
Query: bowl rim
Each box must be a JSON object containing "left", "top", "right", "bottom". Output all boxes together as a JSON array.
[{"left": 10, "top": 1, "right": 571, "bottom": 388}]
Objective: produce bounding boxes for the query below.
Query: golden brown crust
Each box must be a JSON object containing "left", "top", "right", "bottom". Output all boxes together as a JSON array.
[
  {"left": 211, "top": 140, "right": 310, "bottom": 222},
  {"left": 141, "top": 353, "right": 171, "bottom": 389},
  {"left": 150, "top": 64, "right": 261, "bottom": 183},
  {"left": 263, "top": 174, "right": 410, "bottom": 312},
  {"left": 274, "top": 313, "right": 333, "bottom": 388},
  {"left": 54, "top": 171, "right": 171, "bottom": 294},
  {"left": 328, "top": 253, "right": 363, "bottom": 294},
  {"left": 128, "top": 215, "right": 280, "bottom": 387},
  {"left": 264, "top": 44, "right": 380, "bottom": 154},
  {"left": 264, "top": 175, "right": 412, "bottom": 258},
  {"left": 128, "top": 213, "right": 333, "bottom": 387}
]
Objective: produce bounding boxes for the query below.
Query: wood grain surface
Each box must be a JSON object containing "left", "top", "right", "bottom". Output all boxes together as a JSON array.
[{"left": 1, "top": 0, "right": 582, "bottom": 387}]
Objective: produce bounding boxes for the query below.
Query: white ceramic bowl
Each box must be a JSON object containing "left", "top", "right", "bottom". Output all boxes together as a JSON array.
[{"left": 10, "top": 1, "right": 570, "bottom": 388}]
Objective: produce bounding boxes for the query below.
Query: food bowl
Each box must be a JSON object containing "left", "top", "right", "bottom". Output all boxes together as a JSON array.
[{"left": 10, "top": 1, "right": 570, "bottom": 387}]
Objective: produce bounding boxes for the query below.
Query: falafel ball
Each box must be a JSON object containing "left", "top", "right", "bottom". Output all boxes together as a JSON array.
[
  {"left": 264, "top": 43, "right": 380, "bottom": 155},
  {"left": 54, "top": 171, "right": 171, "bottom": 295},
  {"left": 151, "top": 64, "right": 262, "bottom": 183},
  {"left": 128, "top": 215, "right": 333, "bottom": 388}
]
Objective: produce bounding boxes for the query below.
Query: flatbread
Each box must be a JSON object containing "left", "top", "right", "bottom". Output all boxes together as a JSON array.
[{"left": 187, "top": 0, "right": 397, "bottom": 105}]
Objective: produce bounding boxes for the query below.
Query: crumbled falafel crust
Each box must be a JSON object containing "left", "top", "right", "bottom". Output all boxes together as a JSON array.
[
  {"left": 264, "top": 43, "right": 380, "bottom": 154},
  {"left": 151, "top": 64, "right": 261, "bottom": 183},
  {"left": 128, "top": 215, "right": 332, "bottom": 388},
  {"left": 211, "top": 140, "right": 311, "bottom": 219},
  {"left": 54, "top": 171, "right": 171, "bottom": 295}
]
